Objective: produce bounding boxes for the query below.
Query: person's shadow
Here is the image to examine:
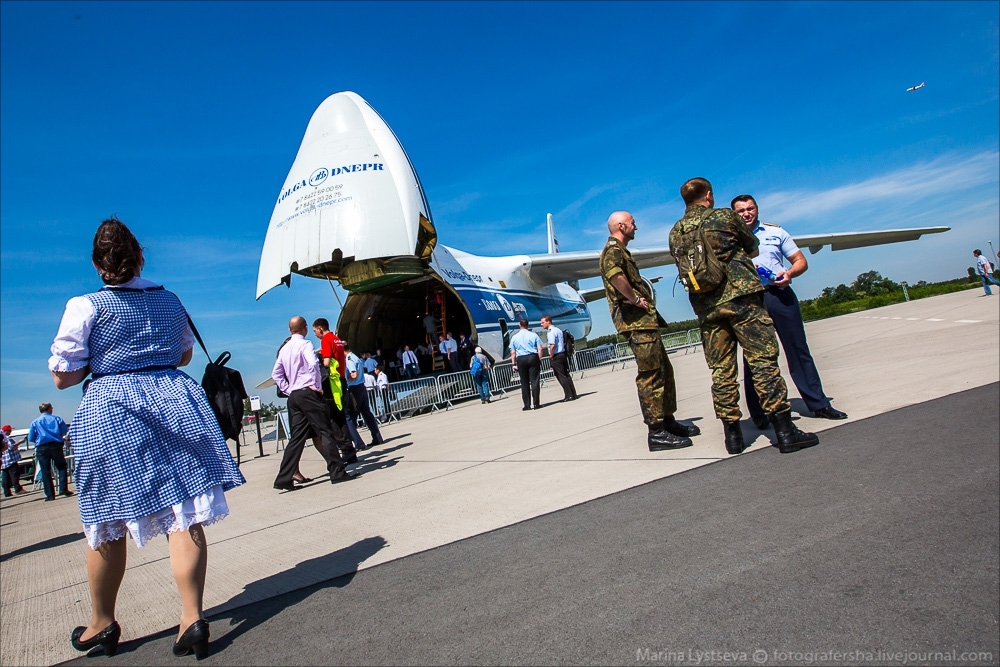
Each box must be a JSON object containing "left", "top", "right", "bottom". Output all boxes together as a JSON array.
[{"left": 207, "top": 535, "right": 388, "bottom": 654}]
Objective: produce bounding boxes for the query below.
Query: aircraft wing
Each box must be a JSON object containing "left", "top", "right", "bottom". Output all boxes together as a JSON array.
[
  {"left": 524, "top": 226, "right": 949, "bottom": 286},
  {"left": 525, "top": 247, "right": 676, "bottom": 286},
  {"left": 792, "top": 226, "right": 949, "bottom": 254}
]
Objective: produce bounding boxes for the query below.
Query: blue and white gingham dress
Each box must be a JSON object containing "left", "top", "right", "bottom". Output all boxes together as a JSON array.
[{"left": 58, "top": 283, "right": 245, "bottom": 548}]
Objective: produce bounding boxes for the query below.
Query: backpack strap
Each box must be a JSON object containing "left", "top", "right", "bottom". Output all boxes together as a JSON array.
[{"left": 186, "top": 315, "right": 213, "bottom": 363}]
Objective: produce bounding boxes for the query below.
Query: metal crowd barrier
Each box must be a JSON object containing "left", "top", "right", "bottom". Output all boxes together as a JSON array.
[{"left": 274, "top": 329, "right": 704, "bottom": 432}]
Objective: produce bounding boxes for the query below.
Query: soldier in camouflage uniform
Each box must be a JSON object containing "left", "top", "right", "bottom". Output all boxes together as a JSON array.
[
  {"left": 600, "top": 211, "right": 700, "bottom": 451},
  {"left": 668, "top": 178, "right": 818, "bottom": 455}
]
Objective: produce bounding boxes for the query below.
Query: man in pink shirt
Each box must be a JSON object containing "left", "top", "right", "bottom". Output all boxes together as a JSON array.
[{"left": 272, "top": 316, "right": 357, "bottom": 491}]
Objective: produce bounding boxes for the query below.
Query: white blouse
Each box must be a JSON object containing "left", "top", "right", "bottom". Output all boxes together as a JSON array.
[{"left": 48, "top": 276, "right": 196, "bottom": 373}]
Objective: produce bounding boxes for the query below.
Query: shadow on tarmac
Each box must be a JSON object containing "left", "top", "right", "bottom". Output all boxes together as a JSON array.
[
  {"left": 0, "top": 530, "right": 84, "bottom": 563},
  {"left": 206, "top": 536, "right": 388, "bottom": 654},
  {"left": 87, "top": 536, "right": 390, "bottom": 661}
]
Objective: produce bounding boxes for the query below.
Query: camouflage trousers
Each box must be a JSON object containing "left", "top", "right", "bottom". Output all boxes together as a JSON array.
[
  {"left": 627, "top": 330, "right": 678, "bottom": 426},
  {"left": 698, "top": 292, "right": 790, "bottom": 421}
]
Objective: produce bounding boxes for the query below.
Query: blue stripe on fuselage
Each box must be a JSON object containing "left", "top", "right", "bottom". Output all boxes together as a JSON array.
[{"left": 453, "top": 285, "right": 589, "bottom": 332}]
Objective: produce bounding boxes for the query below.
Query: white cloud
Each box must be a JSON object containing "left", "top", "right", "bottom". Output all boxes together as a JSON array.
[{"left": 759, "top": 151, "right": 1000, "bottom": 223}]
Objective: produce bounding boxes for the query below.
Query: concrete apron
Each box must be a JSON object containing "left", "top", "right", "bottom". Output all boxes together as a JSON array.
[{"left": 0, "top": 288, "right": 996, "bottom": 666}]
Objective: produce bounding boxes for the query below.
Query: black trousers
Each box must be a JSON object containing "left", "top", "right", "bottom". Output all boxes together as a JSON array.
[
  {"left": 516, "top": 355, "right": 541, "bottom": 408},
  {"left": 743, "top": 286, "right": 830, "bottom": 418},
  {"left": 550, "top": 352, "right": 578, "bottom": 400},
  {"left": 347, "top": 384, "right": 383, "bottom": 445},
  {"left": 276, "top": 388, "right": 348, "bottom": 485},
  {"left": 321, "top": 375, "right": 358, "bottom": 458}
]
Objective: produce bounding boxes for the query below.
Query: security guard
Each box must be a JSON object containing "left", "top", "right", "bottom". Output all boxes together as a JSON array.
[
  {"left": 669, "top": 179, "right": 818, "bottom": 455},
  {"left": 600, "top": 211, "right": 699, "bottom": 451},
  {"left": 732, "top": 194, "right": 847, "bottom": 428}
]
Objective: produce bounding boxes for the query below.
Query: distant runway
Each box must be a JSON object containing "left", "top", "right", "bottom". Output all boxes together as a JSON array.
[
  {"left": 62, "top": 383, "right": 1000, "bottom": 666},
  {"left": 1, "top": 289, "right": 996, "bottom": 666}
]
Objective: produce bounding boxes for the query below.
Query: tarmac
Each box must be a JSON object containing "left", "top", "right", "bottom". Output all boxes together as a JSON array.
[{"left": 1, "top": 288, "right": 998, "bottom": 666}]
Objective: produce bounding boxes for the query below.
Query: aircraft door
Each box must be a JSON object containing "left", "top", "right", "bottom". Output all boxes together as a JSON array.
[{"left": 499, "top": 319, "right": 510, "bottom": 359}]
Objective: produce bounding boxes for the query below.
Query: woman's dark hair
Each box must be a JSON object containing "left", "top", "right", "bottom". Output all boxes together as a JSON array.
[{"left": 92, "top": 216, "right": 144, "bottom": 285}]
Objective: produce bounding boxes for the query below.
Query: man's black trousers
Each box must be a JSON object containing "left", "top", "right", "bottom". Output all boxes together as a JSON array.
[
  {"left": 275, "top": 388, "right": 348, "bottom": 485},
  {"left": 516, "top": 355, "right": 541, "bottom": 409},
  {"left": 550, "top": 352, "right": 578, "bottom": 400}
]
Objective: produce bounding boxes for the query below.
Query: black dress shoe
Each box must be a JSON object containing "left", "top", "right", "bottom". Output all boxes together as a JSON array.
[
  {"left": 62, "top": 490, "right": 75, "bottom": 497},
  {"left": 172, "top": 619, "right": 210, "bottom": 659},
  {"left": 648, "top": 428, "right": 693, "bottom": 451},
  {"left": 813, "top": 406, "right": 848, "bottom": 420},
  {"left": 344, "top": 453, "right": 358, "bottom": 465},
  {"left": 752, "top": 415, "right": 770, "bottom": 430},
  {"left": 522, "top": 407, "right": 531, "bottom": 411},
  {"left": 330, "top": 472, "right": 359, "bottom": 484},
  {"left": 292, "top": 476, "right": 312, "bottom": 484},
  {"left": 71, "top": 621, "right": 121, "bottom": 656},
  {"left": 273, "top": 482, "right": 299, "bottom": 492},
  {"left": 663, "top": 416, "right": 701, "bottom": 437}
]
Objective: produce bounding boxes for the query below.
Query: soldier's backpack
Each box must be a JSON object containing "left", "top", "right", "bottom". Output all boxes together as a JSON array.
[
  {"left": 188, "top": 317, "right": 248, "bottom": 442},
  {"left": 671, "top": 220, "right": 727, "bottom": 294},
  {"left": 563, "top": 330, "right": 575, "bottom": 356}
]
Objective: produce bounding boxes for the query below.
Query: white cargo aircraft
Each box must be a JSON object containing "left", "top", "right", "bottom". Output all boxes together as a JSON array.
[{"left": 256, "top": 91, "right": 949, "bottom": 362}]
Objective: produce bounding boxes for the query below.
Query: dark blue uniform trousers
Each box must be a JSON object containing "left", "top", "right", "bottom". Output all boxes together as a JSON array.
[{"left": 744, "top": 286, "right": 831, "bottom": 419}]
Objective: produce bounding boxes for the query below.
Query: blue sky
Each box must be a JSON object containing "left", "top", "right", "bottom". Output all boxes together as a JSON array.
[{"left": 2, "top": 1, "right": 998, "bottom": 428}]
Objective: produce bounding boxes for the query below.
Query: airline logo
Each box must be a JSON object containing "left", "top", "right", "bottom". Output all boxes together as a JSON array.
[
  {"left": 276, "top": 163, "right": 385, "bottom": 205},
  {"left": 495, "top": 294, "right": 516, "bottom": 319}
]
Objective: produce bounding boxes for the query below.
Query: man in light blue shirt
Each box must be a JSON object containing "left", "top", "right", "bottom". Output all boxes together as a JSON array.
[
  {"left": 509, "top": 319, "right": 544, "bottom": 410},
  {"left": 732, "top": 194, "right": 847, "bottom": 427},
  {"left": 362, "top": 353, "right": 378, "bottom": 374},
  {"left": 973, "top": 249, "right": 1000, "bottom": 295},
  {"left": 541, "top": 316, "right": 577, "bottom": 402},
  {"left": 28, "top": 402, "right": 72, "bottom": 501},
  {"left": 344, "top": 344, "right": 384, "bottom": 447}
]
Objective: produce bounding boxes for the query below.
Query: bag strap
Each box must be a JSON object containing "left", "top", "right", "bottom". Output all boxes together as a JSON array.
[{"left": 187, "top": 315, "right": 212, "bottom": 363}]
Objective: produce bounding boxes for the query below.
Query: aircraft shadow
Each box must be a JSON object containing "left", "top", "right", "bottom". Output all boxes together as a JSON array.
[
  {"left": 100, "top": 536, "right": 389, "bottom": 660},
  {"left": 0, "top": 531, "right": 85, "bottom": 563}
]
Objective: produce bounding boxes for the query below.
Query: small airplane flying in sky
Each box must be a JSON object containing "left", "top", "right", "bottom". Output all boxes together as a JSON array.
[
  {"left": 256, "top": 92, "right": 949, "bottom": 363},
  {"left": 906, "top": 82, "right": 926, "bottom": 92}
]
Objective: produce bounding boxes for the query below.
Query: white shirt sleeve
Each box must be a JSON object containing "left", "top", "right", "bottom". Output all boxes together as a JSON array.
[{"left": 48, "top": 296, "right": 96, "bottom": 372}]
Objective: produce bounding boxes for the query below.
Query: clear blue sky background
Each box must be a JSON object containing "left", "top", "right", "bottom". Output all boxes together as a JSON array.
[{"left": 2, "top": 1, "right": 997, "bottom": 429}]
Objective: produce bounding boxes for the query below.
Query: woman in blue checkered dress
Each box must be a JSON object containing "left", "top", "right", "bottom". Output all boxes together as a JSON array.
[{"left": 49, "top": 218, "right": 244, "bottom": 659}]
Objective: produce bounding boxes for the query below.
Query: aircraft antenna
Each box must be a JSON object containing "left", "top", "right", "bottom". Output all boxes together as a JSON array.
[{"left": 327, "top": 277, "right": 345, "bottom": 309}]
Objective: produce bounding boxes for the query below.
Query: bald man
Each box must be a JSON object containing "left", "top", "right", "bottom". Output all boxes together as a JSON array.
[
  {"left": 599, "top": 211, "right": 699, "bottom": 451},
  {"left": 271, "top": 316, "right": 356, "bottom": 490}
]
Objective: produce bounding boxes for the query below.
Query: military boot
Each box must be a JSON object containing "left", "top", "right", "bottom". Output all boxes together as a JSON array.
[
  {"left": 723, "top": 421, "right": 746, "bottom": 455},
  {"left": 768, "top": 409, "right": 819, "bottom": 454},
  {"left": 648, "top": 424, "right": 693, "bottom": 451}
]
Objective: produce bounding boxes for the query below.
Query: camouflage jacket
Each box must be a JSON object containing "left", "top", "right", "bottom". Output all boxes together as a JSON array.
[
  {"left": 668, "top": 205, "right": 761, "bottom": 315},
  {"left": 600, "top": 236, "right": 659, "bottom": 332}
]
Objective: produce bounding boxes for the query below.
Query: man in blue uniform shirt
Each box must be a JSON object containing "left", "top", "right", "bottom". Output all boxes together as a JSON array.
[
  {"left": 731, "top": 195, "right": 848, "bottom": 427},
  {"left": 540, "top": 316, "right": 578, "bottom": 402},
  {"left": 509, "top": 319, "right": 544, "bottom": 411},
  {"left": 28, "top": 402, "right": 73, "bottom": 500}
]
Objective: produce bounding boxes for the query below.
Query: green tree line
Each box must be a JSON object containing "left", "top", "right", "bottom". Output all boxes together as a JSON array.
[{"left": 580, "top": 268, "right": 988, "bottom": 348}]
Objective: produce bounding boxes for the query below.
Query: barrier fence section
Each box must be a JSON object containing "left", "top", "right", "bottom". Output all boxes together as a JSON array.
[{"left": 274, "top": 328, "right": 703, "bottom": 435}]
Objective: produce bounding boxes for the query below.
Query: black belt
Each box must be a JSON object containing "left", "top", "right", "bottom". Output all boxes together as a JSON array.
[{"left": 90, "top": 365, "right": 178, "bottom": 379}]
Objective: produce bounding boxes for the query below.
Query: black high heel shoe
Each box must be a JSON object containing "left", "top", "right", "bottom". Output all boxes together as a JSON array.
[
  {"left": 172, "top": 619, "right": 210, "bottom": 660},
  {"left": 71, "top": 621, "right": 121, "bottom": 656}
]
